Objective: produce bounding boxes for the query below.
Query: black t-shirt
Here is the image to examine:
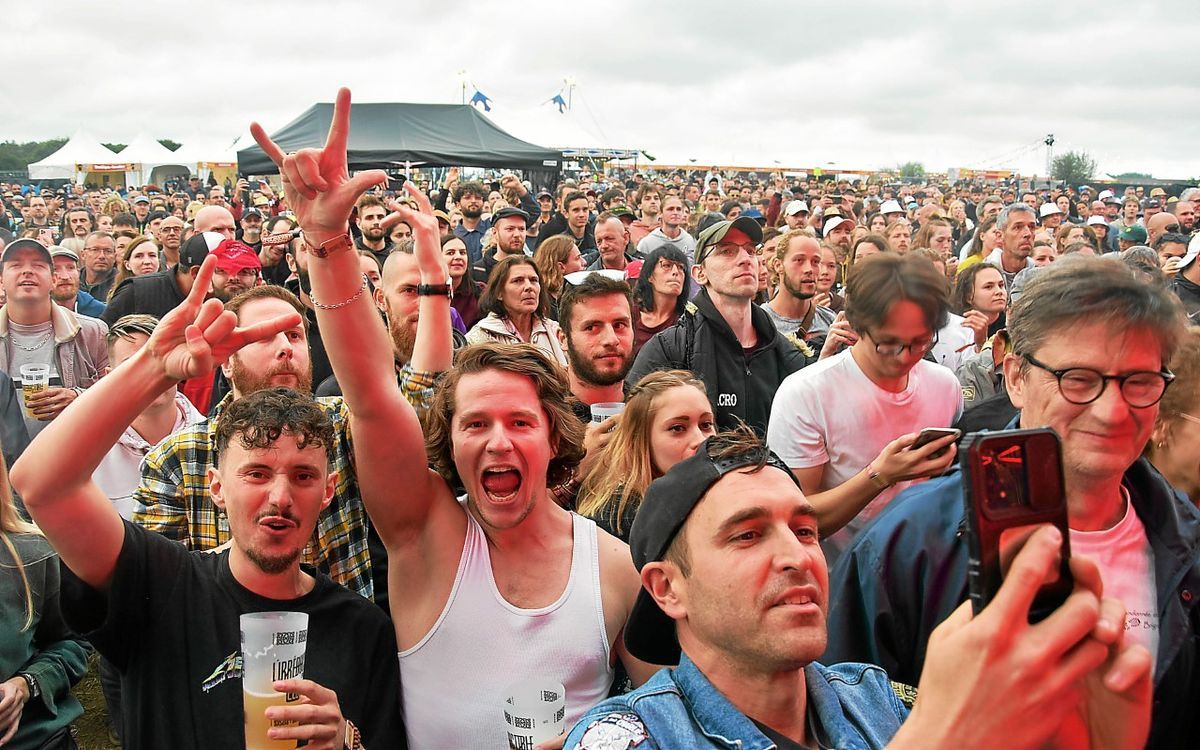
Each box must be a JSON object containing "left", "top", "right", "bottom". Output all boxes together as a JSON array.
[{"left": 60, "top": 521, "right": 405, "bottom": 750}]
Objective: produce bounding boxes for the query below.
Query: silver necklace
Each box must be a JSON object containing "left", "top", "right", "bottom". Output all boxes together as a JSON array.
[{"left": 11, "top": 332, "right": 51, "bottom": 352}]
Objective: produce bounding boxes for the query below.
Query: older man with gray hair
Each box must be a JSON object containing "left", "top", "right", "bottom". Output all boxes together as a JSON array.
[
  {"left": 825, "top": 256, "right": 1200, "bottom": 750},
  {"left": 983, "top": 203, "right": 1037, "bottom": 288}
]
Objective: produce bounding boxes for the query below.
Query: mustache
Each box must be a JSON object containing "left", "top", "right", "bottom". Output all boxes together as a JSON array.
[{"left": 254, "top": 505, "right": 299, "bottom": 524}]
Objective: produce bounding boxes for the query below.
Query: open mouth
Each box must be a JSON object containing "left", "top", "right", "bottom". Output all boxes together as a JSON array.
[
  {"left": 771, "top": 586, "right": 822, "bottom": 613},
  {"left": 480, "top": 466, "right": 522, "bottom": 502},
  {"left": 259, "top": 516, "right": 297, "bottom": 535}
]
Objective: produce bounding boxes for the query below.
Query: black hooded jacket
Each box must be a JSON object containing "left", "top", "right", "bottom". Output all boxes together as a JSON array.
[{"left": 626, "top": 289, "right": 815, "bottom": 434}]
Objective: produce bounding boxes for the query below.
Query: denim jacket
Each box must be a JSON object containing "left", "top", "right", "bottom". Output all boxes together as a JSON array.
[{"left": 565, "top": 653, "right": 908, "bottom": 749}]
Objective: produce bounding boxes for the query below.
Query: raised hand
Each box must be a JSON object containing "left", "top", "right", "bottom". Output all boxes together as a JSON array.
[
  {"left": 250, "top": 87, "right": 387, "bottom": 244},
  {"left": 384, "top": 182, "right": 448, "bottom": 284},
  {"left": 144, "top": 255, "right": 302, "bottom": 381}
]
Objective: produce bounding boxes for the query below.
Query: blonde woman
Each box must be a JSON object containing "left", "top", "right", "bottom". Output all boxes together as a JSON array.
[
  {"left": 0, "top": 455, "right": 89, "bottom": 748},
  {"left": 577, "top": 370, "right": 715, "bottom": 541}
]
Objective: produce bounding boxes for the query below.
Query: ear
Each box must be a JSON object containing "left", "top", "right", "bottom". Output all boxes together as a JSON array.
[
  {"left": 643, "top": 561, "right": 688, "bottom": 620},
  {"left": 373, "top": 285, "right": 386, "bottom": 314},
  {"left": 556, "top": 326, "right": 569, "bottom": 351},
  {"left": 322, "top": 470, "right": 337, "bottom": 511},
  {"left": 285, "top": 253, "right": 297, "bottom": 274},
  {"left": 208, "top": 467, "right": 226, "bottom": 512},
  {"left": 220, "top": 352, "right": 236, "bottom": 379},
  {"left": 1002, "top": 352, "right": 1026, "bottom": 409},
  {"left": 692, "top": 263, "right": 708, "bottom": 287}
]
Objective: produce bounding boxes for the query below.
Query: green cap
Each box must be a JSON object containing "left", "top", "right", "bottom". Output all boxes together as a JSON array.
[
  {"left": 1118, "top": 224, "right": 1148, "bottom": 243},
  {"left": 695, "top": 216, "right": 764, "bottom": 265}
]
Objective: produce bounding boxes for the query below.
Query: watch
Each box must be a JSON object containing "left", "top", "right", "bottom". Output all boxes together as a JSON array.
[
  {"left": 302, "top": 232, "right": 354, "bottom": 258},
  {"left": 344, "top": 719, "right": 363, "bottom": 750},
  {"left": 866, "top": 466, "right": 893, "bottom": 491},
  {"left": 416, "top": 283, "right": 453, "bottom": 298},
  {"left": 18, "top": 672, "right": 40, "bottom": 700}
]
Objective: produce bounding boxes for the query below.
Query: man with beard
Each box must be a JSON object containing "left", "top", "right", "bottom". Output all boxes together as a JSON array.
[
  {"left": 235, "top": 207, "right": 265, "bottom": 253},
  {"left": 130, "top": 195, "right": 152, "bottom": 230},
  {"left": 822, "top": 216, "right": 853, "bottom": 262},
  {"left": 315, "top": 239, "right": 462, "bottom": 411},
  {"left": 454, "top": 175, "right": 539, "bottom": 264},
  {"left": 12, "top": 266, "right": 404, "bottom": 748},
  {"left": 208, "top": 240, "right": 262, "bottom": 303},
  {"left": 132, "top": 283, "right": 382, "bottom": 602},
  {"left": 353, "top": 195, "right": 390, "bottom": 263},
  {"left": 80, "top": 230, "right": 118, "bottom": 301},
  {"left": 48, "top": 246, "right": 106, "bottom": 317},
  {"left": 471, "top": 207, "right": 530, "bottom": 283},
  {"left": 765, "top": 233, "right": 836, "bottom": 345},
  {"left": 557, "top": 272, "right": 636, "bottom": 418},
  {"left": 23, "top": 195, "right": 50, "bottom": 232}
]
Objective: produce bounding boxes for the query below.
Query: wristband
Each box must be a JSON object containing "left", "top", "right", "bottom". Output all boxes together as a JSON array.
[
  {"left": 344, "top": 719, "right": 363, "bottom": 750},
  {"left": 416, "top": 283, "right": 452, "bottom": 298},
  {"left": 866, "top": 465, "right": 893, "bottom": 491},
  {"left": 302, "top": 232, "right": 354, "bottom": 259},
  {"left": 18, "top": 672, "right": 40, "bottom": 700}
]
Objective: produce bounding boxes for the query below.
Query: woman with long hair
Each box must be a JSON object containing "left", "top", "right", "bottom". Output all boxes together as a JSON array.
[
  {"left": 0, "top": 456, "right": 89, "bottom": 749},
  {"left": 1147, "top": 327, "right": 1200, "bottom": 505},
  {"left": 442, "top": 234, "right": 484, "bottom": 330},
  {"left": 532, "top": 234, "right": 585, "bottom": 319},
  {"left": 632, "top": 245, "right": 691, "bottom": 356},
  {"left": 577, "top": 370, "right": 715, "bottom": 541},
  {"left": 107, "top": 234, "right": 161, "bottom": 301},
  {"left": 466, "top": 256, "right": 568, "bottom": 366},
  {"left": 957, "top": 215, "right": 1002, "bottom": 274},
  {"left": 933, "top": 262, "right": 1008, "bottom": 370}
]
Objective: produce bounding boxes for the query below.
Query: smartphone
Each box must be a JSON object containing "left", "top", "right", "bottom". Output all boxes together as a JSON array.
[
  {"left": 248, "top": 180, "right": 261, "bottom": 191},
  {"left": 910, "top": 427, "right": 961, "bottom": 458},
  {"left": 961, "top": 427, "right": 1072, "bottom": 622},
  {"left": 387, "top": 176, "right": 407, "bottom": 191}
]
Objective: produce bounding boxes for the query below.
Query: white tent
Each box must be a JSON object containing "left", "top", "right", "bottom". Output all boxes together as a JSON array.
[
  {"left": 483, "top": 104, "right": 639, "bottom": 161},
  {"left": 172, "top": 135, "right": 243, "bottom": 183},
  {"left": 118, "top": 133, "right": 190, "bottom": 186},
  {"left": 27, "top": 130, "right": 121, "bottom": 181}
]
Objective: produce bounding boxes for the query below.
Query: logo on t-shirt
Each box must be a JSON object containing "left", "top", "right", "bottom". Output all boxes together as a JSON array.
[{"left": 202, "top": 651, "right": 242, "bottom": 693}]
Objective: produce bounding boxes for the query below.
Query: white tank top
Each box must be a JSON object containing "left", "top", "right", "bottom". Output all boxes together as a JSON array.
[{"left": 398, "top": 509, "right": 614, "bottom": 749}]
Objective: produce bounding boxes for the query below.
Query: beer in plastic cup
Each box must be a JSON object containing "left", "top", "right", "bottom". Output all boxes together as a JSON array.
[
  {"left": 19, "top": 364, "right": 49, "bottom": 419},
  {"left": 589, "top": 402, "right": 624, "bottom": 423},
  {"left": 241, "top": 612, "right": 308, "bottom": 750},
  {"left": 504, "top": 680, "right": 566, "bottom": 749}
]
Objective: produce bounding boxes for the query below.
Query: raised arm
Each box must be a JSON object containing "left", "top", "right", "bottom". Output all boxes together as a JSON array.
[
  {"left": 10, "top": 256, "right": 299, "bottom": 589},
  {"left": 249, "top": 88, "right": 448, "bottom": 547}
]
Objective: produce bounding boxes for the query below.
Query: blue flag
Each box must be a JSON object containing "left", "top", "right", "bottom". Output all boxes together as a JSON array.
[
  {"left": 550, "top": 93, "right": 568, "bottom": 113},
  {"left": 469, "top": 90, "right": 492, "bottom": 112}
]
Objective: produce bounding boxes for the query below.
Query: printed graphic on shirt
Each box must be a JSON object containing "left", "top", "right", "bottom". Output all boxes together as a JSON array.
[
  {"left": 201, "top": 651, "right": 242, "bottom": 693},
  {"left": 578, "top": 711, "right": 649, "bottom": 749},
  {"left": 1126, "top": 609, "right": 1159, "bottom": 634}
]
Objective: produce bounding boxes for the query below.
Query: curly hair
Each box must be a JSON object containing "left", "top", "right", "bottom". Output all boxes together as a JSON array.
[
  {"left": 424, "top": 343, "right": 585, "bottom": 488},
  {"left": 214, "top": 387, "right": 335, "bottom": 468}
]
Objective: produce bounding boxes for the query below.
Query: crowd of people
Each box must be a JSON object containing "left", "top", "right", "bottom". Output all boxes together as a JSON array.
[{"left": 0, "top": 88, "right": 1197, "bottom": 749}]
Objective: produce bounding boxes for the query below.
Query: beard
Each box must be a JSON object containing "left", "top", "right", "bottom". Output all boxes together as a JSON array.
[
  {"left": 388, "top": 311, "right": 418, "bottom": 363},
  {"left": 461, "top": 205, "right": 483, "bottom": 220},
  {"left": 782, "top": 275, "right": 815, "bottom": 301},
  {"left": 363, "top": 225, "right": 385, "bottom": 242},
  {"left": 228, "top": 355, "right": 313, "bottom": 395},
  {"left": 566, "top": 339, "right": 633, "bottom": 387},
  {"left": 50, "top": 284, "right": 78, "bottom": 304}
]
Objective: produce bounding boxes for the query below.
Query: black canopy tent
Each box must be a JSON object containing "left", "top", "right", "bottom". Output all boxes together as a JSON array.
[{"left": 236, "top": 101, "right": 562, "bottom": 178}]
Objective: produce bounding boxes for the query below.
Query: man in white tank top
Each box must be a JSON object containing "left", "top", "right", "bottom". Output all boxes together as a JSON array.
[{"left": 252, "top": 91, "right": 659, "bottom": 749}]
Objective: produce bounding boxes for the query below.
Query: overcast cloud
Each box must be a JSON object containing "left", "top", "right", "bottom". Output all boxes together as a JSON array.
[{"left": 4, "top": 0, "right": 1197, "bottom": 178}]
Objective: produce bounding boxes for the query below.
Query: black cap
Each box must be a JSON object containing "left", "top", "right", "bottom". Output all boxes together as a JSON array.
[
  {"left": 492, "top": 206, "right": 530, "bottom": 226},
  {"left": 241, "top": 208, "right": 265, "bottom": 220},
  {"left": 179, "top": 231, "right": 224, "bottom": 268},
  {"left": 623, "top": 437, "right": 801, "bottom": 665}
]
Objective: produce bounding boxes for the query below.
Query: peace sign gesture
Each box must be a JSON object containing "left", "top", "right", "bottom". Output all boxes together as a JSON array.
[{"left": 250, "top": 87, "right": 387, "bottom": 245}]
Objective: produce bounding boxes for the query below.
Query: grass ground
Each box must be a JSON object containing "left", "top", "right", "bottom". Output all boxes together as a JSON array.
[{"left": 72, "top": 654, "right": 119, "bottom": 750}]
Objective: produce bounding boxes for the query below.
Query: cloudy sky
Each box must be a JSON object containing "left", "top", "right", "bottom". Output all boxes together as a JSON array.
[{"left": 5, "top": 1, "right": 1197, "bottom": 179}]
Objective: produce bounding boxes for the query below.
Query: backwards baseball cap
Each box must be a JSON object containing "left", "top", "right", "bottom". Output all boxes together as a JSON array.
[
  {"left": 1038, "top": 203, "right": 1063, "bottom": 218},
  {"left": 211, "top": 239, "right": 261, "bottom": 274},
  {"left": 623, "top": 435, "right": 803, "bottom": 664},
  {"left": 1, "top": 238, "right": 51, "bottom": 265},
  {"left": 784, "top": 200, "right": 809, "bottom": 216},
  {"left": 1181, "top": 233, "right": 1200, "bottom": 271},
  {"left": 822, "top": 216, "right": 853, "bottom": 237},
  {"left": 492, "top": 206, "right": 530, "bottom": 226},
  {"left": 695, "top": 216, "right": 764, "bottom": 265},
  {"left": 1118, "top": 224, "right": 1148, "bottom": 243},
  {"left": 879, "top": 199, "right": 904, "bottom": 214},
  {"left": 179, "top": 231, "right": 226, "bottom": 268}
]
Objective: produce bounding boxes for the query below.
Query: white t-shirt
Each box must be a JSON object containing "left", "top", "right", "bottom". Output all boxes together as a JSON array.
[
  {"left": 1069, "top": 490, "right": 1159, "bottom": 670},
  {"left": 767, "top": 350, "right": 963, "bottom": 552},
  {"left": 932, "top": 313, "right": 978, "bottom": 372}
]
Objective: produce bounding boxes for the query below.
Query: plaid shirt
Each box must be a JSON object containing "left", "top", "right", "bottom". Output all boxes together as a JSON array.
[{"left": 132, "top": 393, "right": 374, "bottom": 601}]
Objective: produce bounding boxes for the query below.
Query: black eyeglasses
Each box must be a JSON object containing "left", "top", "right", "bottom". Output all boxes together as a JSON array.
[
  {"left": 1022, "top": 352, "right": 1174, "bottom": 408},
  {"left": 865, "top": 329, "right": 937, "bottom": 357}
]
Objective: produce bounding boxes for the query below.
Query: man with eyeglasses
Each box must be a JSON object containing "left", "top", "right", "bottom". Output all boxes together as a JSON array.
[
  {"left": 628, "top": 216, "right": 814, "bottom": 434},
  {"left": 825, "top": 256, "right": 1200, "bottom": 750},
  {"left": 767, "top": 254, "right": 962, "bottom": 564},
  {"left": 80, "top": 230, "right": 118, "bottom": 301},
  {"left": 156, "top": 215, "right": 185, "bottom": 268}
]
